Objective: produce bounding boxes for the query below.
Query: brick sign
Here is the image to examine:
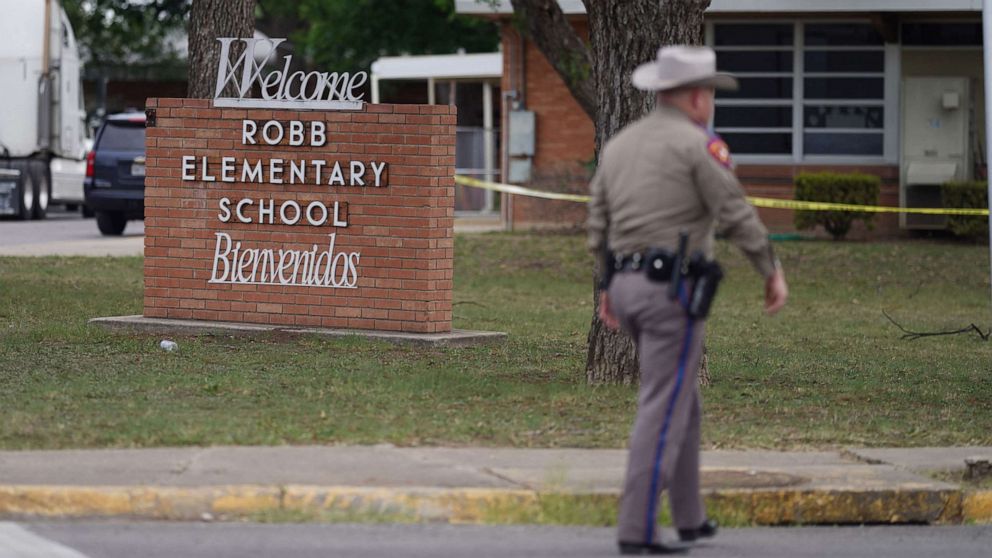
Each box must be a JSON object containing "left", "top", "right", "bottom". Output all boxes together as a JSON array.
[{"left": 142, "top": 98, "right": 455, "bottom": 333}]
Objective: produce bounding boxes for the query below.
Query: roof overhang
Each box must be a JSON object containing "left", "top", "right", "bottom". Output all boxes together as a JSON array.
[
  {"left": 370, "top": 52, "right": 502, "bottom": 81},
  {"left": 455, "top": 0, "right": 983, "bottom": 15}
]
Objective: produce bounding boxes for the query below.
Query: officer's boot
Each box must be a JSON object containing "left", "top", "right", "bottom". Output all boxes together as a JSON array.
[{"left": 678, "top": 519, "right": 718, "bottom": 542}]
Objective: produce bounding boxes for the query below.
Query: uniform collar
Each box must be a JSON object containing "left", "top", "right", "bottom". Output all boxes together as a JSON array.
[{"left": 653, "top": 103, "right": 697, "bottom": 124}]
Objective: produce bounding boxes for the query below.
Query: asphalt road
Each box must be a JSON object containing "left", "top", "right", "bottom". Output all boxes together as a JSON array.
[
  {"left": 5, "top": 522, "right": 990, "bottom": 558},
  {"left": 0, "top": 209, "right": 498, "bottom": 257},
  {"left": 0, "top": 208, "right": 143, "bottom": 257}
]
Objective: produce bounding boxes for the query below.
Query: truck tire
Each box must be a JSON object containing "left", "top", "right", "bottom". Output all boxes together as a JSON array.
[
  {"left": 29, "top": 161, "right": 49, "bottom": 220},
  {"left": 96, "top": 211, "right": 127, "bottom": 235},
  {"left": 14, "top": 164, "right": 34, "bottom": 220}
]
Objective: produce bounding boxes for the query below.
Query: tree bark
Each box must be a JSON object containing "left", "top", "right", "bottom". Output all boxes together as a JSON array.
[
  {"left": 187, "top": 0, "right": 256, "bottom": 98},
  {"left": 509, "top": 0, "right": 710, "bottom": 385}
]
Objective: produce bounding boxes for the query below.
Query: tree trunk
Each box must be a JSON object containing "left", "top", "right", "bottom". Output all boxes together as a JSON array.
[
  {"left": 187, "top": 0, "right": 256, "bottom": 99},
  {"left": 583, "top": 0, "right": 709, "bottom": 384}
]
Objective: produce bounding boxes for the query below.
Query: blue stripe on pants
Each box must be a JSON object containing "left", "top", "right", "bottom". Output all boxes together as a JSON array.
[{"left": 643, "top": 303, "right": 695, "bottom": 544}]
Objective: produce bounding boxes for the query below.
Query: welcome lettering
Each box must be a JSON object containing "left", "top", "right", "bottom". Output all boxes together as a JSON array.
[{"left": 214, "top": 38, "right": 368, "bottom": 109}]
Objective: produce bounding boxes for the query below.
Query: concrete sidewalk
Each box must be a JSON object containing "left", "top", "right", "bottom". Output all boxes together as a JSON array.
[{"left": 0, "top": 445, "right": 989, "bottom": 525}]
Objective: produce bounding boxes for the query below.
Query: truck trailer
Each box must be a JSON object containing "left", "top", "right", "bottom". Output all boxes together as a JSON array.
[{"left": 0, "top": 0, "right": 88, "bottom": 220}]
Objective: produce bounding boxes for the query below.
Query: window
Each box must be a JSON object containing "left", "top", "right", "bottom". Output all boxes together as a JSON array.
[
  {"left": 97, "top": 122, "right": 146, "bottom": 151},
  {"left": 712, "top": 21, "right": 891, "bottom": 161},
  {"left": 716, "top": 106, "right": 792, "bottom": 128},
  {"left": 803, "top": 106, "right": 883, "bottom": 129},
  {"left": 804, "top": 23, "right": 882, "bottom": 46},
  {"left": 714, "top": 23, "right": 794, "bottom": 47},
  {"left": 711, "top": 23, "right": 794, "bottom": 156},
  {"left": 802, "top": 23, "right": 885, "bottom": 157}
]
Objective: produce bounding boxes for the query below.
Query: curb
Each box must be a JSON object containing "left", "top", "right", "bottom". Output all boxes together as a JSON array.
[
  {"left": 963, "top": 490, "right": 992, "bottom": 524},
  {"left": 706, "top": 488, "right": 963, "bottom": 525},
  {"left": 2, "top": 485, "right": 989, "bottom": 525}
]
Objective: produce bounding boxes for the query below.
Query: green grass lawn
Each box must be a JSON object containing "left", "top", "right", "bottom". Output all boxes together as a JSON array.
[{"left": 0, "top": 233, "right": 990, "bottom": 450}]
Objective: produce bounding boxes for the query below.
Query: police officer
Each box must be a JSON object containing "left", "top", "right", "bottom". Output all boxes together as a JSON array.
[{"left": 587, "top": 46, "right": 789, "bottom": 555}]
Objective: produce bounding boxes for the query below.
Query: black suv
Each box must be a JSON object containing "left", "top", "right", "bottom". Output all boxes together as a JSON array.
[{"left": 84, "top": 112, "right": 146, "bottom": 235}]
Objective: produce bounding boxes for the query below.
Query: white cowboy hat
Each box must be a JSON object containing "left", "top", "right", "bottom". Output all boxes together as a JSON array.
[{"left": 632, "top": 46, "right": 738, "bottom": 92}]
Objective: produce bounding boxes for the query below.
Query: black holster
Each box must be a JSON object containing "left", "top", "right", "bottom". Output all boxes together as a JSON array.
[{"left": 686, "top": 254, "right": 724, "bottom": 319}]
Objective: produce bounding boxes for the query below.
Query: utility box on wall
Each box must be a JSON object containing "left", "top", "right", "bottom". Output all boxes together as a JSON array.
[
  {"left": 900, "top": 77, "right": 972, "bottom": 229},
  {"left": 507, "top": 110, "right": 535, "bottom": 182}
]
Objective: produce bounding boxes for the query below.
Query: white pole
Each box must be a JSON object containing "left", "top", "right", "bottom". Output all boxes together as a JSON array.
[
  {"left": 984, "top": 0, "right": 992, "bottom": 316},
  {"left": 371, "top": 74, "right": 380, "bottom": 104},
  {"left": 483, "top": 81, "right": 495, "bottom": 212}
]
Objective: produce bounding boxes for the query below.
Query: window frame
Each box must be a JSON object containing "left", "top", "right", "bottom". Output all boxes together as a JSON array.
[{"left": 707, "top": 19, "right": 900, "bottom": 166}]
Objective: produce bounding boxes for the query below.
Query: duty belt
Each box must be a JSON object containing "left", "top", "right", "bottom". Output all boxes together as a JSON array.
[
  {"left": 613, "top": 251, "right": 676, "bottom": 278},
  {"left": 606, "top": 245, "right": 725, "bottom": 320}
]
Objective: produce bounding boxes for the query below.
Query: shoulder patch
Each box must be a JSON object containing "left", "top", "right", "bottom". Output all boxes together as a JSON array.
[{"left": 707, "top": 137, "right": 734, "bottom": 170}]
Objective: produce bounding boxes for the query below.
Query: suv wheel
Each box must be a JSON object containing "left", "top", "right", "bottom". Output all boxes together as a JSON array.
[{"left": 96, "top": 211, "right": 127, "bottom": 235}]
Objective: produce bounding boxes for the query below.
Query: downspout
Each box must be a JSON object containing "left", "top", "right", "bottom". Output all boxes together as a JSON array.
[
  {"left": 499, "top": 38, "right": 513, "bottom": 227},
  {"left": 517, "top": 27, "right": 526, "bottom": 108}
]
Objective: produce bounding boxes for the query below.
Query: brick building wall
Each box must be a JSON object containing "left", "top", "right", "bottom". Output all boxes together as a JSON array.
[
  {"left": 502, "top": 28, "right": 905, "bottom": 238},
  {"left": 502, "top": 24, "right": 593, "bottom": 229},
  {"left": 143, "top": 98, "right": 455, "bottom": 333}
]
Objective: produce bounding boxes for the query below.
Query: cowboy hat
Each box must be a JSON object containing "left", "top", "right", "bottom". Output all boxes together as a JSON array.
[{"left": 632, "top": 46, "right": 738, "bottom": 92}]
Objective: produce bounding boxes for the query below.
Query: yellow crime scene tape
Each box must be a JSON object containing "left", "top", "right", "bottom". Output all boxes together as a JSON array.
[
  {"left": 455, "top": 175, "right": 592, "bottom": 203},
  {"left": 454, "top": 175, "right": 991, "bottom": 216}
]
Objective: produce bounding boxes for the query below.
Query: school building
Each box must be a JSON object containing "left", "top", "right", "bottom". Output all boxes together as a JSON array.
[{"left": 378, "top": 1, "right": 988, "bottom": 235}]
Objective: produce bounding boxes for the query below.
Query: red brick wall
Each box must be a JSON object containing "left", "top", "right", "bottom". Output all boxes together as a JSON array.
[
  {"left": 501, "top": 24, "right": 593, "bottom": 229},
  {"left": 143, "top": 98, "right": 455, "bottom": 333},
  {"left": 522, "top": 23, "right": 595, "bottom": 171}
]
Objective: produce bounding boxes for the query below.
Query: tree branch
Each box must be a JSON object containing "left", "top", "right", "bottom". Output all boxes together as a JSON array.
[
  {"left": 508, "top": 0, "right": 597, "bottom": 121},
  {"left": 883, "top": 310, "right": 991, "bottom": 341}
]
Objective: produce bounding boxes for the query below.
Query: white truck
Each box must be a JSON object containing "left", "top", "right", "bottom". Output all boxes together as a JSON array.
[{"left": 0, "top": 0, "right": 88, "bottom": 220}]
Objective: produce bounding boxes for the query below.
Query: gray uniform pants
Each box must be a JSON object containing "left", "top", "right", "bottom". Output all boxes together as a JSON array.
[{"left": 608, "top": 272, "right": 707, "bottom": 545}]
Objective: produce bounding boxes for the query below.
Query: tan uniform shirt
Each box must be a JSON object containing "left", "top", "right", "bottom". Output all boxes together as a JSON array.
[{"left": 586, "top": 104, "right": 777, "bottom": 278}]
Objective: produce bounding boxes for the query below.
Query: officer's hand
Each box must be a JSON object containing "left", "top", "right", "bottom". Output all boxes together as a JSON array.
[
  {"left": 598, "top": 292, "right": 620, "bottom": 329},
  {"left": 764, "top": 268, "right": 788, "bottom": 316}
]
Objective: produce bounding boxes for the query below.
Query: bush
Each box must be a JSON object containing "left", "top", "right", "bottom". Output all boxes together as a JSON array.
[
  {"left": 794, "top": 172, "right": 881, "bottom": 240},
  {"left": 942, "top": 181, "right": 989, "bottom": 241}
]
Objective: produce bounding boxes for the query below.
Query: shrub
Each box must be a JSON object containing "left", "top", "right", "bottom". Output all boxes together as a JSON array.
[
  {"left": 942, "top": 181, "right": 989, "bottom": 241},
  {"left": 794, "top": 172, "right": 881, "bottom": 240}
]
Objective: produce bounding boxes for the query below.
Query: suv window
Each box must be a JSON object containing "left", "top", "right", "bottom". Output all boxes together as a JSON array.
[{"left": 98, "top": 122, "right": 145, "bottom": 151}]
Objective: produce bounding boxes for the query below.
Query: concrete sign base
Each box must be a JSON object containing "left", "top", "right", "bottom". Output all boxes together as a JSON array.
[{"left": 89, "top": 315, "right": 506, "bottom": 347}]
